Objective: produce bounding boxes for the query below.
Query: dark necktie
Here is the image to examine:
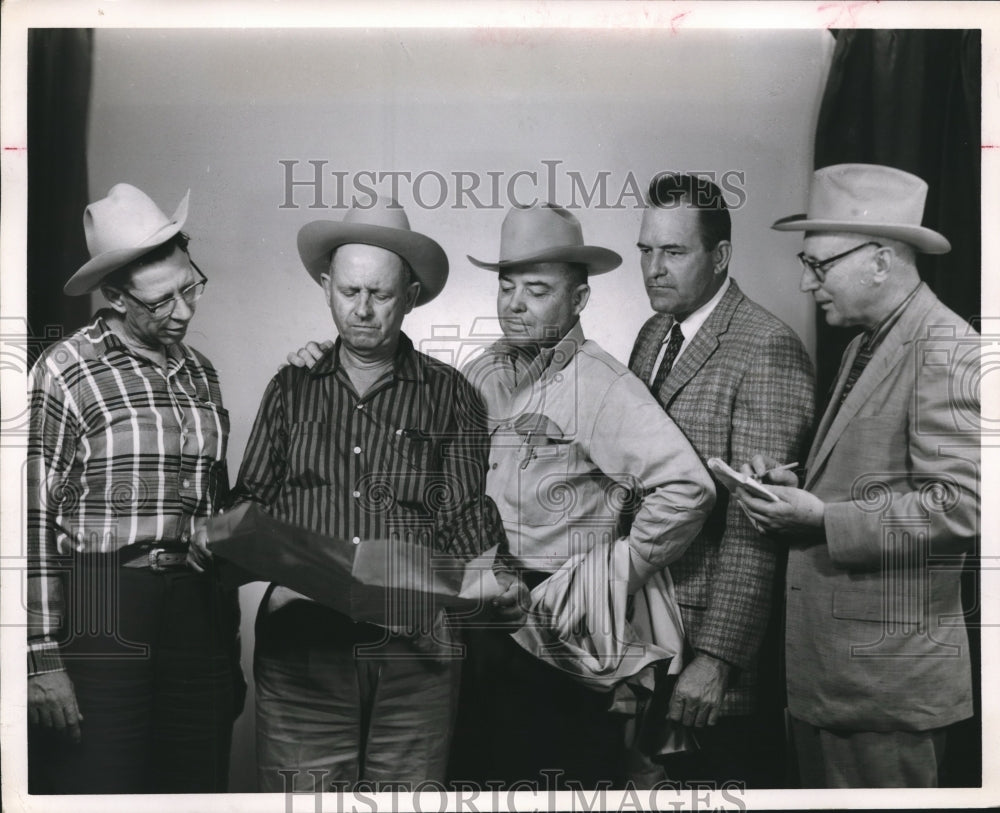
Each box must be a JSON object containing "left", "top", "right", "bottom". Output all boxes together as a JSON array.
[
  {"left": 649, "top": 323, "right": 684, "bottom": 395},
  {"left": 837, "top": 332, "right": 874, "bottom": 407}
]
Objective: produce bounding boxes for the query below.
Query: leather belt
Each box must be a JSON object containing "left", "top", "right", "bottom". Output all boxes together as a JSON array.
[{"left": 121, "top": 542, "right": 190, "bottom": 572}]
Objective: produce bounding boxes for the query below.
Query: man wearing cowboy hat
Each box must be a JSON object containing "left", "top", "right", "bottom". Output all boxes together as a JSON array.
[
  {"left": 450, "top": 203, "right": 715, "bottom": 787},
  {"left": 27, "top": 183, "right": 242, "bottom": 793},
  {"left": 738, "top": 164, "right": 979, "bottom": 787},
  {"left": 212, "top": 196, "right": 511, "bottom": 790}
]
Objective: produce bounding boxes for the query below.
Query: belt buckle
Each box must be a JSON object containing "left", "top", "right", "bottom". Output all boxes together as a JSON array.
[{"left": 148, "top": 547, "right": 186, "bottom": 572}]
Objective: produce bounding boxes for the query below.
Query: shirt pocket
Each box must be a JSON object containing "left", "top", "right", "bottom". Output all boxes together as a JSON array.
[
  {"left": 513, "top": 438, "right": 577, "bottom": 527},
  {"left": 287, "top": 420, "right": 333, "bottom": 489},
  {"left": 378, "top": 431, "right": 439, "bottom": 512}
]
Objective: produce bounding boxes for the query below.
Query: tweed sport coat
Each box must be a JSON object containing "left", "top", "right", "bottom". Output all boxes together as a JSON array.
[
  {"left": 787, "top": 284, "right": 978, "bottom": 731},
  {"left": 629, "top": 279, "right": 815, "bottom": 715}
]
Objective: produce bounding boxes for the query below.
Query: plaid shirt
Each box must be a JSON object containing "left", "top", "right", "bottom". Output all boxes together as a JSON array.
[
  {"left": 27, "top": 312, "right": 229, "bottom": 675},
  {"left": 232, "top": 333, "right": 507, "bottom": 564}
]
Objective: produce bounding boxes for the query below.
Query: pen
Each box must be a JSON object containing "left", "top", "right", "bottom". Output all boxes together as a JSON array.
[{"left": 751, "top": 461, "right": 799, "bottom": 482}]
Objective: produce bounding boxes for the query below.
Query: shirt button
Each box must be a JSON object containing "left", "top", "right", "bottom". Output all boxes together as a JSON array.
[
  {"left": 491, "top": 463, "right": 498, "bottom": 470},
  {"left": 352, "top": 536, "right": 361, "bottom": 545},
  {"left": 182, "top": 479, "right": 191, "bottom": 488},
  {"left": 353, "top": 446, "right": 362, "bottom": 454},
  {"left": 356, "top": 404, "right": 363, "bottom": 410},
  {"left": 352, "top": 490, "right": 361, "bottom": 498}
]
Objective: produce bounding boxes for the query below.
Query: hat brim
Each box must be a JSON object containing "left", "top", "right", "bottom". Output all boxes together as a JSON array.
[
  {"left": 297, "top": 221, "right": 449, "bottom": 306},
  {"left": 64, "top": 191, "right": 191, "bottom": 295},
  {"left": 466, "top": 245, "right": 622, "bottom": 275},
  {"left": 771, "top": 214, "right": 951, "bottom": 255}
]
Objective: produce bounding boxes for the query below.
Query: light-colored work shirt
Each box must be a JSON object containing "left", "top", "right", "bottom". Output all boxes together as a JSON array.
[{"left": 465, "top": 321, "right": 715, "bottom": 581}]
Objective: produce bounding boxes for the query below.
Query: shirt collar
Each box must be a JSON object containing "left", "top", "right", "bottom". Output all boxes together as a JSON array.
[
  {"left": 491, "top": 320, "right": 584, "bottom": 388},
  {"left": 671, "top": 275, "right": 730, "bottom": 339},
  {"left": 92, "top": 310, "right": 189, "bottom": 372},
  {"left": 863, "top": 282, "right": 923, "bottom": 351},
  {"left": 310, "top": 331, "right": 422, "bottom": 382}
]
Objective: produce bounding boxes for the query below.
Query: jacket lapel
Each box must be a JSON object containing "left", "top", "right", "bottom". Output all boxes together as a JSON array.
[
  {"left": 655, "top": 280, "right": 743, "bottom": 406},
  {"left": 630, "top": 314, "right": 672, "bottom": 383},
  {"left": 805, "top": 284, "right": 935, "bottom": 489}
]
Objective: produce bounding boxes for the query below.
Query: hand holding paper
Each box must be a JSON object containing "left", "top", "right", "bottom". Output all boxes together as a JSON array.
[{"left": 706, "top": 457, "right": 781, "bottom": 502}]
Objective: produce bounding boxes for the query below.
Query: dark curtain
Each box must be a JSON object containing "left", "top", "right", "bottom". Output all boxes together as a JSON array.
[
  {"left": 813, "top": 29, "right": 981, "bottom": 395},
  {"left": 27, "top": 29, "right": 94, "bottom": 364},
  {"left": 812, "top": 29, "right": 981, "bottom": 788}
]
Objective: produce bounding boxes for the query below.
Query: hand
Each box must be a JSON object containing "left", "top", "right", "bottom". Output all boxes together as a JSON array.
[
  {"left": 285, "top": 340, "right": 333, "bottom": 370},
  {"left": 29, "top": 671, "right": 83, "bottom": 743},
  {"left": 490, "top": 570, "right": 531, "bottom": 629},
  {"left": 741, "top": 454, "right": 799, "bottom": 487},
  {"left": 668, "top": 652, "right": 731, "bottom": 728},
  {"left": 735, "top": 483, "right": 826, "bottom": 538},
  {"left": 187, "top": 518, "right": 213, "bottom": 573}
]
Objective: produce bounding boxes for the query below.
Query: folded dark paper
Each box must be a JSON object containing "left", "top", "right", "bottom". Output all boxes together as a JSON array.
[{"left": 206, "top": 502, "right": 501, "bottom": 627}]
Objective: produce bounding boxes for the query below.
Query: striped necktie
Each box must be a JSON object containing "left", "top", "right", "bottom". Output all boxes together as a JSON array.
[{"left": 837, "top": 332, "right": 874, "bottom": 407}]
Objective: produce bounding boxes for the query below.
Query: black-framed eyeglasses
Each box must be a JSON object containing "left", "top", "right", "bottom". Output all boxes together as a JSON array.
[
  {"left": 797, "top": 241, "right": 882, "bottom": 283},
  {"left": 122, "top": 260, "right": 208, "bottom": 317}
]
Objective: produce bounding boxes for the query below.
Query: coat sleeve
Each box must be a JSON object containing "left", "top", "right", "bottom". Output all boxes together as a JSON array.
[{"left": 694, "top": 331, "right": 816, "bottom": 669}]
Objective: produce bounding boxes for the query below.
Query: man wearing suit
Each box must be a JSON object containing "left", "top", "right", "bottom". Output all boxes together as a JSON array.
[
  {"left": 739, "top": 164, "right": 979, "bottom": 787},
  {"left": 628, "top": 173, "right": 815, "bottom": 785}
]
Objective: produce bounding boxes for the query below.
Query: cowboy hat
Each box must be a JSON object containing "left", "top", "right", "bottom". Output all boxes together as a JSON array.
[
  {"left": 467, "top": 203, "right": 621, "bottom": 274},
  {"left": 772, "top": 163, "right": 950, "bottom": 254},
  {"left": 64, "top": 183, "right": 191, "bottom": 295},
  {"left": 297, "top": 197, "right": 448, "bottom": 306}
]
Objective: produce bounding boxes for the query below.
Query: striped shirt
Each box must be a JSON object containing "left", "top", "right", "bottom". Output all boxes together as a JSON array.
[
  {"left": 27, "top": 312, "right": 230, "bottom": 675},
  {"left": 231, "top": 333, "right": 507, "bottom": 567}
]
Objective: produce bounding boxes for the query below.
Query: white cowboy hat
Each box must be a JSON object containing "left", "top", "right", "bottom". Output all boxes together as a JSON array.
[
  {"left": 297, "top": 196, "right": 449, "bottom": 307},
  {"left": 467, "top": 203, "right": 621, "bottom": 274},
  {"left": 64, "top": 183, "right": 190, "bottom": 295},
  {"left": 772, "top": 163, "right": 950, "bottom": 254}
]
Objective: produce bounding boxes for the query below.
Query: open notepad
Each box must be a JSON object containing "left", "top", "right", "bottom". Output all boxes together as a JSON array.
[{"left": 707, "top": 457, "right": 781, "bottom": 502}]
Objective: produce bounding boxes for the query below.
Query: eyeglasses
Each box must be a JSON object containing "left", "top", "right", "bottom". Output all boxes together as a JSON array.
[
  {"left": 797, "top": 241, "right": 882, "bottom": 283},
  {"left": 122, "top": 261, "right": 208, "bottom": 317}
]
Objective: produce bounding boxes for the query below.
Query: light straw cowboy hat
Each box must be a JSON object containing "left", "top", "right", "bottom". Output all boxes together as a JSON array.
[
  {"left": 771, "top": 163, "right": 951, "bottom": 254},
  {"left": 467, "top": 203, "right": 621, "bottom": 274},
  {"left": 64, "top": 183, "right": 191, "bottom": 295},
  {"left": 297, "top": 196, "right": 449, "bottom": 306}
]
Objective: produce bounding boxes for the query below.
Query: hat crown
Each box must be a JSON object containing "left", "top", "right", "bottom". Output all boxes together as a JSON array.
[
  {"left": 807, "top": 164, "right": 928, "bottom": 228},
  {"left": 499, "top": 203, "right": 585, "bottom": 263},
  {"left": 342, "top": 196, "right": 411, "bottom": 233},
  {"left": 83, "top": 183, "right": 187, "bottom": 258}
]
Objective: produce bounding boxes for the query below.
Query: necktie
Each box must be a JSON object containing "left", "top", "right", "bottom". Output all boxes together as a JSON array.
[
  {"left": 836, "top": 332, "right": 874, "bottom": 407},
  {"left": 649, "top": 323, "right": 684, "bottom": 395}
]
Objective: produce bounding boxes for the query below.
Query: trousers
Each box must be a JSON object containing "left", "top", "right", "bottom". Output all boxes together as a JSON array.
[
  {"left": 28, "top": 553, "right": 242, "bottom": 794},
  {"left": 790, "top": 715, "right": 949, "bottom": 788},
  {"left": 449, "top": 625, "right": 626, "bottom": 789},
  {"left": 254, "top": 598, "right": 461, "bottom": 792}
]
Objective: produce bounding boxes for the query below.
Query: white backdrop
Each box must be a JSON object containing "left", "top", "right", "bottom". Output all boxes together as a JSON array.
[{"left": 86, "top": 27, "right": 833, "bottom": 790}]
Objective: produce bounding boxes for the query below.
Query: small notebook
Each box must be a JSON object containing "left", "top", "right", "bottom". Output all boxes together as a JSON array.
[{"left": 707, "top": 457, "right": 781, "bottom": 502}]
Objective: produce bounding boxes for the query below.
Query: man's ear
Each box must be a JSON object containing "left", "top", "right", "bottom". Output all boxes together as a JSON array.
[
  {"left": 571, "top": 283, "right": 591, "bottom": 317},
  {"left": 403, "top": 280, "right": 421, "bottom": 314},
  {"left": 101, "top": 285, "right": 128, "bottom": 314},
  {"left": 712, "top": 240, "right": 733, "bottom": 275},
  {"left": 871, "top": 245, "right": 895, "bottom": 282},
  {"left": 320, "top": 273, "right": 333, "bottom": 307}
]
